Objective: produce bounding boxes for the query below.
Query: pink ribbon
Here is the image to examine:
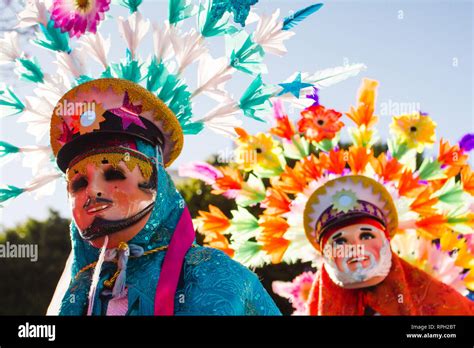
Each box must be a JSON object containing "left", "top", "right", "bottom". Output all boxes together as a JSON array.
[{"left": 154, "top": 207, "right": 195, "bottom": 315}]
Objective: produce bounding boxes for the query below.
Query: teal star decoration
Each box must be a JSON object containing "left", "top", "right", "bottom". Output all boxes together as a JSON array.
[{"left": 277, "top": 73, "right": 313, "bottom": 98}]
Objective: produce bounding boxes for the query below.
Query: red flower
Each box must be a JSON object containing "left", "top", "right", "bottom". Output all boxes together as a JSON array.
[{"left": 298, "top": 105, "right": 344, "bottom": 142}]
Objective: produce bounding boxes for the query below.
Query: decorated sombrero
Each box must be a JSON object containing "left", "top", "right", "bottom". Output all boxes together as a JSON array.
[
  {"left": 303, "top": 175, "right": 399, "bottom": 252},
  {"left": 50, "top": 78, "right": 182, "bottom": 171}
]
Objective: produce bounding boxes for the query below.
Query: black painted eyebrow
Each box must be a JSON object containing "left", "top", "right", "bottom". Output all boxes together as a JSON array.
[
  {"left": 331, "top": 232, "right": 343, "bottom": 240},
  {"left": 360, "top": 227, "right": 373, "bottom": 231}
]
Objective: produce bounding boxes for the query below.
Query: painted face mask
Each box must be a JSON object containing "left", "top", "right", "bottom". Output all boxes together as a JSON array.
[
  {"left": 66, "top": 146, "right": 157, "bottom": 246},
  {"left": 321, "top": 220, "right": 392, "bottom": 289}
]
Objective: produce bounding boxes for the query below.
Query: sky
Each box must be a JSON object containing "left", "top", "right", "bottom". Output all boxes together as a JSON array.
[{"left": 0, "top": 0, "right": 473, "bottom": 228}]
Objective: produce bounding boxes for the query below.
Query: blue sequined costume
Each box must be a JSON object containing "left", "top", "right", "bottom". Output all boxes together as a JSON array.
[{"left": 58, "top": 140, "right": 280, "bottom": 315}]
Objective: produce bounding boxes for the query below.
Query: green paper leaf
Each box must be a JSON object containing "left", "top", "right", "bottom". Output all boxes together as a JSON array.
[
  {"left": 239, "top": 74, "right": 277, "bottom": 121},
  {"left": 75, "top": 75, "right": 94, "bottom": 85},
  {"left": 433, "top": 178, "right": 465, "bottom": 205},
  {"left": 236, "top": 174, "right": 266, "bottom": 207},
  {"left": 0, "top": 86, "right": 25, "bottom": 116},
  {"left": 314, "top": 137, "right": 337, "bottom": 152},
  {"left": 118, "top": 0, "right": 143, "bottom": 13},
  {"left": 227, "top": 31, "right": 267, "bottom": 75},
  {"left": 34, "top": 20, "right": 71, "bottom": 53},
  {"left": 111, "top": 49, "right": 143, "bottom": 83},
  {"left": 417, "top": 158, "right": 446, "bottom": 181},
  {"left": 146, "top": 57, "right": 196, "bottom": 132},
  {"left": 0, "top": 141, "right": 20, "bottom": 158},
  {"left": 100, "top": 66, "right": 113, "bottom": 78},
  {"left": 146, "top": 57, "right": 168, "bottom": 92},
  {"left": 230, "top": 206, "right": 260, "bottom": 239},
  {"left": 388, "top": 137, "right": 410, "bottom": 160},
  {"left": 198, "top": 1, "right": 238, "bottom": 38},
  {"left": 0, "top": 185, "right": 24, "bottom": 204},
  {"left": 15, "top": 57, "right": 44, "bottom": 83},
  {"left": 233, "top": 241, "right": 263, "bottom": 266},
  {"left": 182, "top": 121, "right": 204, "bottom": 135},
  {"left": 169, "top": 0, "right": 196, "bottom": 25},
  {"left": 283, "top": 135, "right": 310, "bottom": 159}
]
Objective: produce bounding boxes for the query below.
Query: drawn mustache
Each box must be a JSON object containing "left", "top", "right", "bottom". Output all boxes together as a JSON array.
[
  {"left": 80, "top": 201, "right": 155, "bottom": 241},
  {"left": 83, "top": 196, "right": 114, "bottom": 209}
]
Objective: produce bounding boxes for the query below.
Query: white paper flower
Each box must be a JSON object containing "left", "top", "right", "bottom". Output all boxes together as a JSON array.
[
  {"left": 253, "top": 9, "right": 295, "bottom": 57},
  {"left": 152, "top": 21, "right": 174, "bottom": 63},
  {"left": 54, "top": 51, "right": 87, "bottom": 80},
  {"left": 195, "top": 53, "right": 234, "bottom": 101},
  {"left": 0, "top": 31, "right": 22, "bottom": 65},
  {"left": 117, "top": 12, "right": 150, "bottom": 60},
  {"left": 77, "top": 31, "right": 111, "bottom": 69},
  {"left": 170, "top": 27, "right": 208, "bottom": 74},
  {"left": 16, "top": 0, "right": 49, "bottom": 29}
]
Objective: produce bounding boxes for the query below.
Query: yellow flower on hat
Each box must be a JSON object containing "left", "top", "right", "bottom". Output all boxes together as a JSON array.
[
  {"left": 390, "top": 112, "right": 437, "bottom": 153},
  {"left": 234, "top": 127, "right": 283, "bottom": 176}
]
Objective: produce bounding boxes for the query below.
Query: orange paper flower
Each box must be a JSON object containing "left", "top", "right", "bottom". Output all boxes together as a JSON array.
[
  {"left": 298, "top": 105, "right": 344, "bottom": 143},
  {"left": 270, "top": 114, "right": 296, "bottom": 141},
  {"left": 348, "top": 146, "right": 373, "bottom": 174},
  {"left": 346, "top": 78, "right": 379, "bottom": 128},
  {"left": 273, "top": 162, "right": 307, "bottom": 194},
  {"left": 262, "top": 187, "right": 292, "bottom": 216},
  {"left": 258, "top": 215, "right": 290, "bottom": 264},
  {"left": 461, "top": 166, "right": 474, "bottom": 195},
  {"left": 323, "top": 148, "right": 347, "bottom": 175},
  {"left": 300, "top": 153, "right": 328, "bottom": 181},
  {"left": 212, "top": 166, "right": 243, "bottom": 195},
  {"left": 196, "top": 205, "right": 231, "bottom": 234},
  {"left": 203, "top": 232, "right": 235, "bottom": 258},
  {"left": 370, "top": 152, "right": 403, "bottom": 182},
  {"left": 398, "top": 169, "right": 422, "bottom": 197},
  {"left": 410, "top": 186, "right": 438, "bottom": 216},
  {"left": 438, "top": 138, "right": 468, "bottom": 178},
  {"left": 416, "top": 214, "right": 448, "bottom": 237},
  {"left": 196, "top": 205, "right": 234, "bottom": 257}
]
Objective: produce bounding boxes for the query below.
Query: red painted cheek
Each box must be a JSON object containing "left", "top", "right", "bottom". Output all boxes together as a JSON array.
[{"left": 361, "top": 239, "right": 383, "bottom": 259}]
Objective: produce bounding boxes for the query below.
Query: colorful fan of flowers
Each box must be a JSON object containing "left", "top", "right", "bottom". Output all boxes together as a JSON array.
[{"left": 180, "top": 78, "right": 474, "bottom": 313}]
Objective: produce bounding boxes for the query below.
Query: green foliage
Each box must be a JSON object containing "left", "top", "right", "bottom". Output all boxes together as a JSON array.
[
  {"left": 34, "top": 20, "right": 71, "bottom": 53},
  {"left": 0, "top": 209, "right": 70, "bottom": 315}
]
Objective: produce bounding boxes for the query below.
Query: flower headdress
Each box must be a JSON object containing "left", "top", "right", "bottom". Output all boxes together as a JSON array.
[
  {"left": 0, "top": 0, "right": 369, "bottom": 203},
  {"left": 182, "top": 78, "right": 474, "bottom": 313}
]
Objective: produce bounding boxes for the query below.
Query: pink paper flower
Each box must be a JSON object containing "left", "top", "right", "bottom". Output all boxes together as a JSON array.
[
  {"left": 51, "top": 0, "right": 111, "bottom": 38},
  {"left": 272, "top": 271, "right": 317, "bottom": 315}
]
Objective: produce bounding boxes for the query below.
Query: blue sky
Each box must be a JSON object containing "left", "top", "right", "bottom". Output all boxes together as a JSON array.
[{"left": 0, "top": 0, "right": 473, "bottom": 228}]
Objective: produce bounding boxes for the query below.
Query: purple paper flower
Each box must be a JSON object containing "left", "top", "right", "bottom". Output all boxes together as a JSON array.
[
  {"left": 306, "top": 87, "right": 320, "bottom": 106},
  {"left": 51, "top": 0, "right": 111, "bottom": 38},
  {"left": 459, "top": 133, "right": 474, "bottom": 152}
]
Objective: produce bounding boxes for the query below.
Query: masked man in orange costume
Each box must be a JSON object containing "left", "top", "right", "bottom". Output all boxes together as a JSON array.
[{"left": 303, "top": 175, "right": 474, "bottom": 315}]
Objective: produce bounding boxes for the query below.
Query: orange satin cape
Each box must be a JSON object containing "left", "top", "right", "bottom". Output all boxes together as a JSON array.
[{"left": 307, "top": 252, "right": 474, "bottom": 315}]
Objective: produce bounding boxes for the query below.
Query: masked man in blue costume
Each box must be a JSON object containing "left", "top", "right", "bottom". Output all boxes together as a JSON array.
[{"left": 46, "top": 78, "right": 280, "bottom": 316}]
